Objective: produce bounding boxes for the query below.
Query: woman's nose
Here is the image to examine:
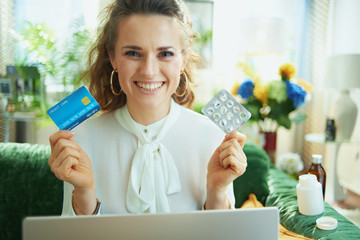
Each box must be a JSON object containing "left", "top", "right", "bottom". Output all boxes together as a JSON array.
[{"left": 139, "top": 55, "right": 159, "bottom": 78}]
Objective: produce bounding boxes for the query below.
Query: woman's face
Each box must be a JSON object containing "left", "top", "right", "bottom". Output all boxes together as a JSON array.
[{"left": 110, "top": 14, "right": 186, "bottom": 116}]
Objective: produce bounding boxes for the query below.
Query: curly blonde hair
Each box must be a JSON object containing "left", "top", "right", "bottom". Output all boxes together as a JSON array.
[{"left": 84, "top": 0, "right": 200, "bottom": 112}]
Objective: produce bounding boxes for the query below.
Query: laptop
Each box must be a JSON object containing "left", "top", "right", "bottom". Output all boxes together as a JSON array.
[{"left": 23, "top": 207, "right": 279, "bottom": 240}]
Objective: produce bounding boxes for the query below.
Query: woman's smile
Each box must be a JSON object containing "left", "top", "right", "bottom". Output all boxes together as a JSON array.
[{"left": 135, "top": 81, "right": 165, "bottom": 95}]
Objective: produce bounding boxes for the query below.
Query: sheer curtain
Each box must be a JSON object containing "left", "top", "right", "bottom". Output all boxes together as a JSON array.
[
  {"left": 0, "top": 0, "right": 15, "bottom": 142},
  {"left": 302, "top": 0, "right": 331, "bottom": 167},
  {"left": 0, "top": 0, "right": 15, "bottom": 76}
]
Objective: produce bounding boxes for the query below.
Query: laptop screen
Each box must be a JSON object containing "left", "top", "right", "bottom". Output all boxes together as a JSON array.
[{"left": 23, "top": 207, "right": 279, "bottom": 240}]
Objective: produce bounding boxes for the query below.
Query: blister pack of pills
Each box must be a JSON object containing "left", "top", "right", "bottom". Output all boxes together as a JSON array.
[{"left": 201, "top": 89, "right": 251, "bottom": 133}]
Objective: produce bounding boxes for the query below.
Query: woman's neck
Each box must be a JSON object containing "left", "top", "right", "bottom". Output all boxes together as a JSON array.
[{"left": 126, "top": 100, "right": 171, "bottom": 126}]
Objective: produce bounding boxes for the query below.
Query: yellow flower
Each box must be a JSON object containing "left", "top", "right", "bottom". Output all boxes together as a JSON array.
[
  {"left": 232, "top": 82, "right": 240, "bottom": 95},
  {"left": 253, "top": 78, "right": 269, "bottom": 104},
  {"left": 237, "top": 62, "right": 259, "bottom": 80},
  {"left": 279, "top": 63, "right": 296, "bottom": 80},
  {"left": 295, "top": 78, "right": 313, "bottom": 93}
]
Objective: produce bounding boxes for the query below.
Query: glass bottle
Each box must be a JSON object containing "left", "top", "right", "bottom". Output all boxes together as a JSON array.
[
  {"left": 307, "top": 154, "right": 326, "bottom": 199},
  {"left": 325, "top": 119, "right": 336, "bottom": 141}
]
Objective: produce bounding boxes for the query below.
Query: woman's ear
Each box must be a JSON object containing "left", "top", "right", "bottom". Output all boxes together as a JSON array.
[
  {"left": 181, "top": 52, "right": 189, "bottom": 72},
  {"left": 109, "top": 51, "right": 117, "bottom": 70}
]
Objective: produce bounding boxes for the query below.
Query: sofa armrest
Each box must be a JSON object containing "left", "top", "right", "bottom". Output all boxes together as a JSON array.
[
  {"left": 0, "top": 143, "right": 63, "bottom": 240},
  {"left": 266, "top": 166, "right": 360, "bottom": 239},
  {"left": 234, "top": 141, "right": 270, "bottom": 208}
]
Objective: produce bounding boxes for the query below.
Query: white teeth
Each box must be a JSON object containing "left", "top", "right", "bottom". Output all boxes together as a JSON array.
[{"left": 137, "top": 82, "right": 163, "bottom": 91}]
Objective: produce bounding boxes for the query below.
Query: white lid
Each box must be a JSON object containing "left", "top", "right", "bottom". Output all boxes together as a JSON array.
[
  {"left": 312, "top": 154, "right": 323, "bottom": 164},
  {"left": 316, "top": 216, "right": 338, "bottom": 230},
  {"left": 299, "top": 174, "right": 318, "bottom": 186}
]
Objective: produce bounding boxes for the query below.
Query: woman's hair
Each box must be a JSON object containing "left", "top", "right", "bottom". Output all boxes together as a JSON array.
[{"left": 85, "top": 0, "right": 200, "bottom": 112}]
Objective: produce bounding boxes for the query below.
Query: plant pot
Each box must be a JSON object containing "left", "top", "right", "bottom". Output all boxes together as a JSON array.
[{"left": 261, "top": 131, "right": 277, "bottom": 164}]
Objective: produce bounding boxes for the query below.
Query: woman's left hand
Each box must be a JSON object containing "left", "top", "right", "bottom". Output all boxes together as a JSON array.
[{"left": 205, "top": 130, "right": 247, "bottom": 209}]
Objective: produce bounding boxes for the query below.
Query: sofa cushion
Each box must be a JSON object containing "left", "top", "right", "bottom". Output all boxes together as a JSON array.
[{"left": 233, "top": 141, "right": 270, "bottom": 207}]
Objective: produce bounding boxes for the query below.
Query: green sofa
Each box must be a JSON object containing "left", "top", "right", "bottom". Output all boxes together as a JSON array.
[{"left": 1, "top": 142, "right": 359, "bottom": 240}]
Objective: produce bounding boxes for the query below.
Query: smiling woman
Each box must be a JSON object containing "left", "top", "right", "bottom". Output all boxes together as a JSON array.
[
  {"left": 87, "top": 0, "right": 199, "bottom": 113},
  {"left": 47, "top": 0, "right": 248, "bottom": 221}
]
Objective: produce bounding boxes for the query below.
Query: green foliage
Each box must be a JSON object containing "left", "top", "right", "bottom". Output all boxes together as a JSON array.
[
  {"left": 194, "top": 29, "right": 213, "bottom": 47},
  {"left": 241, "top": 97, "right": 263, "bottom": 121},
  {"left": 57, "top": 18, "right": 94, "bottom": 95},
  {"left": 17, "top": 21, "right": 58, "bottom": 77},
  {"left": 17, "top": 18, "right": 94, "bottom": 100},
  {"left": 193, "top": 29, "right": 213, "bottom": 62},
  {"left": 192, "top": 101, "right": 205, "bottom": 114},
  {"left": 242, "top": 97, "right": 295, "bottom": 130}
]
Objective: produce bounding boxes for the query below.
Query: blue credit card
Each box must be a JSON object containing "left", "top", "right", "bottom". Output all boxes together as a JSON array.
[{"left": 47, "top": 86, "right": 101, "bottom": 130}]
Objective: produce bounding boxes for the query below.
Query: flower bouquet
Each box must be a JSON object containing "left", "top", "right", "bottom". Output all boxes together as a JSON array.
[
  {"left": 233, "top": 62, "right": 312, "bottom": 132},
  {"left": 233, "top": 62, "right": 312, "bottom": 163}
]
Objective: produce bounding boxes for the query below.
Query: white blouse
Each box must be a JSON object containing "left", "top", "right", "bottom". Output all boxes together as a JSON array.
[{"left": 62, "top": 102, "right": 235, "bottom": 215}]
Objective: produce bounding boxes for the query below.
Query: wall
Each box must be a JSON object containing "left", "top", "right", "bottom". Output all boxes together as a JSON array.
[
  {"left": 326, "top": 0, "right": 360, "bottom": 142},
  {"left": 326, "top": 0, "right": 360, "bottom": 195}
]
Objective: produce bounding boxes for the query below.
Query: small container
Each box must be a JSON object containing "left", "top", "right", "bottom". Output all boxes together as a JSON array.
[
  {"left": 307, "top": 154, "right": 326, "bottom": 199},
  {"left": 325, "top": 119, "right": 336, "bottom": 141},
  {"left": 296, "top": 174, "right": 324, "bottom": 216}
]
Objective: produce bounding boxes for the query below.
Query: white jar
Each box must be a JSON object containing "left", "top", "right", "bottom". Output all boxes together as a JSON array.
[{"left": 296, "top": 174, "right": 324, "bottom": 216}]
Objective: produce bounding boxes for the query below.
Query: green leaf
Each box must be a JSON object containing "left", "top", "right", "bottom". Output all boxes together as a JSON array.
[
  {"left": 242, "top": 97, "right": 263, "bottom": 121},
  {"left": 276, "top": 114, "right": 292, "bottom": 129},
  {"left": 268, "top": 99, "right": 295, "bottom": 120},
  {"left": 290, "top": 112, "right": 307, "bottom": 123}
]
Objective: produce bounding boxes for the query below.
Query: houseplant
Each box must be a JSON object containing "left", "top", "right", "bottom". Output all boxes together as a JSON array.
[
  {"left": 16, "top": 19, "right": 93, "bottom": 101},
  {"left": 232, "top": 62, "right": 312, "bottom": 162}
]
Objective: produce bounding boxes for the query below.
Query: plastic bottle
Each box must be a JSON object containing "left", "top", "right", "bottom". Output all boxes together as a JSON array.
[
  {"left": 296, "top": 174, "right": 324, "bottom": 216},
  {"left": 307, "top": 154, "right": 326, "bottom": 199}
]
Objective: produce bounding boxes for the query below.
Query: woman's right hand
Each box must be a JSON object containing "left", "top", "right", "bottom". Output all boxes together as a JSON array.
[{"left": 49, "top": 130, "right": 97, "bottom": 215}]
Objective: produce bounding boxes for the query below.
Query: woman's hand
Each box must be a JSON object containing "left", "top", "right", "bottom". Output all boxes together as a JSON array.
[
  {"left": 48, "top": 130, "right": 97, "bottom": 215},
  {"left": 205, "top": 131, "right": 247, "bottom": 209}
]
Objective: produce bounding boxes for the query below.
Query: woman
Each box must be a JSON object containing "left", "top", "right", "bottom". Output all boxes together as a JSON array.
[{"left": 49, "top": 0, "right": 247, "bottom": 215}]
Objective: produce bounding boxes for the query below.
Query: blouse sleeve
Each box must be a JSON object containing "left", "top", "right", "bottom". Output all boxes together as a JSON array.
[
  {"left": 227, "top": 182, "right": 236, "bottom": 209},
  {"left": 61, "top": 181, "right": 102, "bottom": 216},
  {"left": 61, "top": 181, "right": 76, "bottom": 216}
]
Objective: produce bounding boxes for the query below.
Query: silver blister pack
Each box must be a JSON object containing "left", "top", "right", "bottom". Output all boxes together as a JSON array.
[{"left": 201, "top": 89, "right": 251, "bottom": 133}]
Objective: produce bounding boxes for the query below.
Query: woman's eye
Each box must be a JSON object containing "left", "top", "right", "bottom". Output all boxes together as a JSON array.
[
  {"left": 160, "top": 51, "right": 174, "bottom": 57},
  {"left": 125, "top": 51, "right": 140, "bottom": 57}
]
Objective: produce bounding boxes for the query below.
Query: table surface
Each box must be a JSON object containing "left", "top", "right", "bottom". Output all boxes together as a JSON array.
[{"left": 305, "top": 133, "right": 360, "bottom": 144}]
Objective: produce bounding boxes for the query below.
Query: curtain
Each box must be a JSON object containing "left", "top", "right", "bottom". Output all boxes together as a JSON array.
[
  {"left": 302, "top": 0, "right": 330, "bottom": 166},
  {"left": 0, "top": 0, "right": 15, "bottom": 76}
]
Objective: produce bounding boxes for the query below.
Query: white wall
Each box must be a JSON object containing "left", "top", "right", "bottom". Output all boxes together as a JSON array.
[
  {"left": 326, "top": 0, "right": 360, "bottom": 142},
  {"left": 328, "top": 0, "right": 360, "bottom": 55},
  {"left": 212, "top": 0, "right": 305, "bottom": 74},
  {"left": 326, "top": 0, "right": 360, "bottom": 194}
]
